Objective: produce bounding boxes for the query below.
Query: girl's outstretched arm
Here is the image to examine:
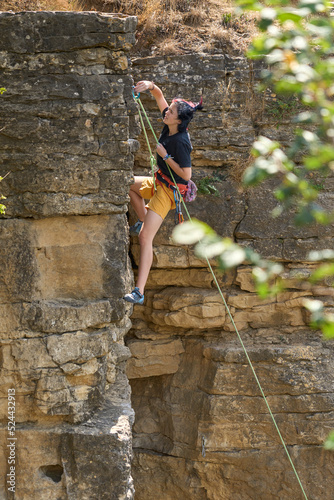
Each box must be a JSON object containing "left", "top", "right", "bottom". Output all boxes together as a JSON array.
[{"left": 134, "top": 80, "right": 168, "bottom": 113}]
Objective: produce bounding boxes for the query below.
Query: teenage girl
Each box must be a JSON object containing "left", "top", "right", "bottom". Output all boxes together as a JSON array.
[{"left": 123, "top": 80, "right": 202, "bottom": 304}]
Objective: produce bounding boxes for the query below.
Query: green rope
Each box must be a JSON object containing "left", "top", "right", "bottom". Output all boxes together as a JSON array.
[
  {"left": 133, "top": 92, "right": 309, "bottom": 500},
  {"left": 136, "top": 102, "right": 157, "bottom": 191},
  {"left": 206, "top": 259, "right": 309, "bottom": 500}
]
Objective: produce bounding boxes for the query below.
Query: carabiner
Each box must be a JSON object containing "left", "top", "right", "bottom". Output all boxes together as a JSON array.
[{"left": 132, "top": 86, "right": 140, "bottom": 99}]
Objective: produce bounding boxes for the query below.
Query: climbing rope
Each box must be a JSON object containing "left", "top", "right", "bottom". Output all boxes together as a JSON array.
[
  {"left": 135, "top": 96, "right": 157, "bottom": 192},
  {"left": 132, "top": 90, "right": 309, "bottom": 500}
]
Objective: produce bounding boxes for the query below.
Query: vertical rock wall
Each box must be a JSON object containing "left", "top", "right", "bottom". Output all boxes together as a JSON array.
[
  {"left": 0, "top": 12, "right": 138, "bottom": 499},
  {"left": 128, "top": 55, "right": 334, "bottom": 499},
  {"left": 0, "top": 13, "right": 333, "bottom": 499}
]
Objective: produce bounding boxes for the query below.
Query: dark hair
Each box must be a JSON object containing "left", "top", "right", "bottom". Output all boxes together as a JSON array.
[{"left": 173, "top": 97, "right": 203, "bottom": 132}]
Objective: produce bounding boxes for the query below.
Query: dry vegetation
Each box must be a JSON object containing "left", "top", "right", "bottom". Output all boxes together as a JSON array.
[
  {"left": 0, "top": 0, "right": 81, "bottom": 10},
  {"left": 0, "top": 0, "right": 259, "bottom": 56}
]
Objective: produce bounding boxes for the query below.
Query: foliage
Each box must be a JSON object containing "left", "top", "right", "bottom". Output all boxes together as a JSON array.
[
  {"left": 0, "top": 173, "right": 8, "bottom": 216},
  {"left": 221, "top": 12, "right": 249, "bottom": 29},
  {"left": 197, "top": 175, "right": 222, "bottom": 196},
  {"left": 324, "top": 430, "right": 334, "bottom": 450},
  {"left": 237, "top": 0, "right": 334, "bottom": 334},
  {"left": 238, "top": 0, "right": 334, "bottom": 218},
  {"left": 0, "top": 194, "right": 6, "bottom": 215},
  {"left": 265, "top": 93, "right": 302, "bottom": 126}
]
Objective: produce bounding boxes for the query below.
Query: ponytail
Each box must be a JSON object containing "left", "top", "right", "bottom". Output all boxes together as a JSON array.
[
  {"left": 194, "top": 96, "right": 203, "bottom": 111},
  {"left": 172, "top": 97, "right": 203, "bottom": 132}
]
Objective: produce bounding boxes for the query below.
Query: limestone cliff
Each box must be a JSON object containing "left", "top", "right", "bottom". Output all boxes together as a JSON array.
[
  {"left": 0, "top": 10, "right": 333, "bottom": 500},
  {"left": 0, "top": 11, "right": 138, "bottom": 499},
  {"left": 127, "top": 55, "right": 334, "bottom": 499}
]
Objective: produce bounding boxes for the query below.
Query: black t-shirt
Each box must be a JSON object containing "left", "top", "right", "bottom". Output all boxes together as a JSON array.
[{"left": 156, "top": 107, "right": 192, "bottom": 187}]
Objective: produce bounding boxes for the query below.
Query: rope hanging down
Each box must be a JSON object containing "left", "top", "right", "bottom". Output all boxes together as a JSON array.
[{"left": 132, "top": 90, "right": 309, "bottom": 500}]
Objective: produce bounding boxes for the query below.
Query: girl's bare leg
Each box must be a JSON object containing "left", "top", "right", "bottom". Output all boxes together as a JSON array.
[
  {"left": 129, "top": 176, "right": 149, "bottom": 222},
  {"left": 136, "top": 209, "right": 163, "bottom": 294}
]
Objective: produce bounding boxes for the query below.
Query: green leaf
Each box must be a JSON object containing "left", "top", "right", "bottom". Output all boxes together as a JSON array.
[
  {"left": 292, "top": 111, "right": 318, "bottom": 124},
  {"left": 324, "top": 431, "right": 334, "bottom": 450},
  {"left": 275, "top": 80, "right": 303, "bottom": 94},
  {"left": 308, "top": 249, "right": 334, "bottom": 261},
  {"left": 172, "top": 220, "right": 213, "bottom": 245},
  {"left": 303, "top": 298, "right": 324, "bottom": 313},
  {"left": 252, "top": 136, "right": 279, "bottom": 156},
  {"left": 242, "top": 162, "right": 269, "bottom": 186},
  {"left": 306, "top": 22, "right": 332, "bottom": 38},
  {"left": 277, "top": 12, "right": 304, "bottom": 24},
  {"left": 195, "top": 237, "right": 229, "bottom": 260},
  {"left": 294, "top": 64, "right": 316, "bottom": 83},
  {"left": 255, "top": 281, "right": 271, "bottom": 299},
  {"left": 252, "top": 266, "right": 269, "bottom": 284},
  {"left": 235, "top": 0, "right": 263, "bottom": 13},
  {"left": 267, "top": 49, "right": 285, "bottom": 64},
  {"left": 218, "top": 246, "right": 246, "bottom": 269},
  {"left": 310, "top": 264, "right": 334, "bottom": 282},
  {"left": 299, "top": 0, "right": 327, "bottom": 13},
  {"left": 322, "top": 317, "right": 334, "bottom": 338},
  {"left": 294, "top": 207, "right": 316, "bottom": 226}
]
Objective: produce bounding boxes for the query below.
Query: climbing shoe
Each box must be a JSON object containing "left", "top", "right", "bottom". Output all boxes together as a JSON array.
[
  {"left": 123, "top": 287, "right": 144, "bottom": 305},
  {"left": 129, "top": 220, "right": 143, "bottom": 236}
]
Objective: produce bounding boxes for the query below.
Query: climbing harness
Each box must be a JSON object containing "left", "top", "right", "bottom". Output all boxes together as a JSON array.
[
  {"left": 132, "top": 88, "right": 309, "bottom": 500},
  {"left": 155, "top": 168, "right": 188, "bottom": 197}
]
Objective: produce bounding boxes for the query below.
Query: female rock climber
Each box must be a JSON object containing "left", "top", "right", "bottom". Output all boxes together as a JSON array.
[{"left": 123, "top": 80, "right": 202, "bottom": 305}]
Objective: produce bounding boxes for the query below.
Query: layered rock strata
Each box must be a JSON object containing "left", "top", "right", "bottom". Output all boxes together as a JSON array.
[
  {"left": 127, "top": 55, "right": 334, "bottom": 499},
  {"left": 0, "top": 11, "right": 138, "bottom": 499},
  {"left": 0, "top": 12, "right": 333, "bottom": 500}
]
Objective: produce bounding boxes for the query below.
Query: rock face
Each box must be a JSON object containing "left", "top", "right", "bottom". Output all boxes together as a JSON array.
[
  {"left": 0, "top": 11, "right": 138, "bottom": 499},
  {"left": 127, "top": 55, "right": 334, "bottom": 499},
  {"left": 0, "top": 12, "right": 333, "bottom": 500}
]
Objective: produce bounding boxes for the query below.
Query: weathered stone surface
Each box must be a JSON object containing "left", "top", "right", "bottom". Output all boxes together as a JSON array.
[
  {"left": 127, "top": 338, "right": 185, "bottom": 378},
  {"left": 0, "top": 214, "right": 132, "bottom": 306},
  {"left": 129, "top": 336, "right": 334, "bottom": 499},
  {"left": 1, "top": 13, "right": 333, "bottom": 499},
  {"left": 0, "top": 11, "right": 139, "bottom": 219},
  {"left": 0, "top": 11, "right": 137, "bottom": 54},
  {"left": 147, "top": 287, "right": 226, "bottom": 329},
  {"left": 0, "top": 11, "right": 137, "bottom": 499},
  {"left": 132, "top": 446, "right": 332, "bottom": 500},
  {"left": 0, "top": 371, "right": 134, "bottom": 500},
  {"left": 128, "top": 53, "right": 334, "bottom": 500},
  {"left": 235, "top": 178, "right": 334, "bottom": 248},
  {"left": 146, "top": 268, "right": 214, "bottom": 288}
]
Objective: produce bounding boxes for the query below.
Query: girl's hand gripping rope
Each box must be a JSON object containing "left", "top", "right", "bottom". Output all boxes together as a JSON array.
[{"left": 156, "top": 143, "right": 168, "bottom": 159}]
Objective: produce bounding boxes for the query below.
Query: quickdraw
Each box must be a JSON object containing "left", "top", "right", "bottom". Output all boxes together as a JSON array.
[{"left": 173, "top": 189, "right": 184, "bottom": 225}]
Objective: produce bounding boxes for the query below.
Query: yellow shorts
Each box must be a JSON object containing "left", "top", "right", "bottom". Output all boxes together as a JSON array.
[{"left": 139, "top": 177, "right": 176, "bottom": 220}]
